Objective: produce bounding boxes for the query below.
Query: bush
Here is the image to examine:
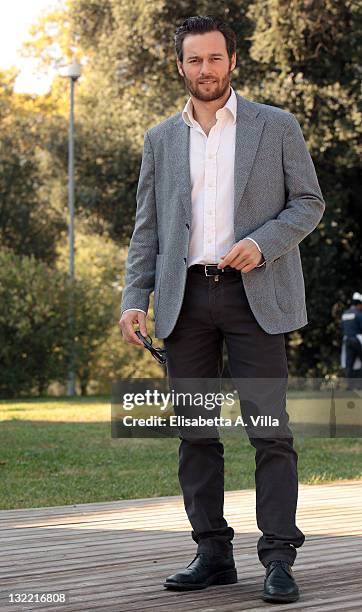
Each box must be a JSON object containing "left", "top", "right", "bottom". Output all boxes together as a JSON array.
[{"left": 0, "top": 248, "right": 115, "bottom": 397}]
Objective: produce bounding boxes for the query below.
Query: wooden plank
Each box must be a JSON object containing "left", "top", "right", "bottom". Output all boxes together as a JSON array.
[
  {"left": 1, "top": 533, "right": 359, "bottom": 561},
  {"left": 1, "top": 538, "right": 361, "bottom": 573},
  {"left": 0, "top": 478, "right": 360, "bottom": 521},
  {"left": 1, "top": 507, "right": 361, "bottom": 534},
  {"left": 1, "top": 580, "right": 360, "bottom": 612},
  {"left": 0, "top": 480, "right": 361, "bottom": 612},
  {"left": 2, "top": 556, "right": 356, "bottom": 590}
]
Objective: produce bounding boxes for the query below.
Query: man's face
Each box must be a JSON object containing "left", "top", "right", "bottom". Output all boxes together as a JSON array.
[{"left": 176, "top": 31, "right": 236, "bottom": 102}]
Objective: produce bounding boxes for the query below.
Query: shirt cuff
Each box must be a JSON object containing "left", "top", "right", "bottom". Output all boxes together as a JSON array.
[
  {"left": 121, "top": 308, "right": 147, "bottom": 315},
  {"left": 245, "top": 237, "right": 266, "bottom": 267}
]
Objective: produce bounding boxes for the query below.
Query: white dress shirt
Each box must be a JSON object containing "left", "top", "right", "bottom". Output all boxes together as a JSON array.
[{"left": 123, "top": 85, "right": 264, "bottom": 315}]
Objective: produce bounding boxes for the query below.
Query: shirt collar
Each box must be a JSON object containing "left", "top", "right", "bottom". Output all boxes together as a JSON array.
[{"left": 182, "top": 85, "right": 237, "bottom": 128}]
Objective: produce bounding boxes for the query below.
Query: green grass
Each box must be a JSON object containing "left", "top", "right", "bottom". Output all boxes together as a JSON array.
[{"left": 0, "top": 398, "right": 361, "bottom": 510}]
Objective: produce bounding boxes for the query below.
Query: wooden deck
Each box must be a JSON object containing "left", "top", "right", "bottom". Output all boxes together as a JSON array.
[{"left": 0, "top": 480, "right": 361, "bottom": 611}]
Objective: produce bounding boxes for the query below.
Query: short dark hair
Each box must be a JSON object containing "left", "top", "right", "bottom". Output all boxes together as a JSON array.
[{"left": 174, "top": 15, "right": 236, "bottom": 63}]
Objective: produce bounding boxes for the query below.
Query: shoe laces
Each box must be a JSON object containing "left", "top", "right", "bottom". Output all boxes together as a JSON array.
[
  {"left": 267, "top": 560, "right": 292, "bottom": 576},
  {"left": 186, "top": 553, "right": 201, "bottom": 568}
]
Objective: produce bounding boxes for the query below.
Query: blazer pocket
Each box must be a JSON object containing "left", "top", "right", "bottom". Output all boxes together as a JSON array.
[
  {"left": 154, "top": 254, "right": 164, "bottom": 312},
  {"left": 271, "top": 251, "right": 305, "bottom": 313}
]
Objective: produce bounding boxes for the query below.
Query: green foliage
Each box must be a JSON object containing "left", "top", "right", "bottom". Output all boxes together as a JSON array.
[
  {"left": 55, "top": 231, "right": 165, "bottom": 389},
  {"left": 0, "top": 248, "right": 68, "bottom": 397},
  {"left": 0, "top": 248, "right": 117, "bottom": 397},
  {"left": 0, "top": 71, "right": 66, "bottom": 262},
  {"left": 72, "top": 123, "right": 142, "bottom": 243}
]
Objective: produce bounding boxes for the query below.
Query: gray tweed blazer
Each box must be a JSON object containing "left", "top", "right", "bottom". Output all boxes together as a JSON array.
[{"left": 120, "top": 92, "right": 325, "bottom": 339}]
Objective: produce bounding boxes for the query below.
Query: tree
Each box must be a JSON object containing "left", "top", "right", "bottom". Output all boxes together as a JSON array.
[
  {"left": 245, "top": 0, "right": 361, "bottom": 376},
  {"left": 0, "top": 71, "right": 66, "bottom": 263},
  {"left": 0, "top": 247, "right": 117, "bottom": 397}
]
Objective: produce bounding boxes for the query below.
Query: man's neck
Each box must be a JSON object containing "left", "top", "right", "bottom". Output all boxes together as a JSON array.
[{"left": 190, "top": 85, "right": 232, "bottom": 129}]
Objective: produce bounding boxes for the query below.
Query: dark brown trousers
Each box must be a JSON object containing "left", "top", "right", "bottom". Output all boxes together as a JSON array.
[{"left": 163, "top": 265, "right": 305, "bottom": 566}]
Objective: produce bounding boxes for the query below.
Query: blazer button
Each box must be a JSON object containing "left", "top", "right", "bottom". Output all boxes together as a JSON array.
[
  {"left": 186, "top": 223, "right": 190, "bottom": 229},
  {"left": 183, "top": 258, "right": 187, "bottom": 264}
]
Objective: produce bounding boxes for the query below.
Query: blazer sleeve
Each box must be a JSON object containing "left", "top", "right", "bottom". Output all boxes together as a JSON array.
[
  {"left": 246, "top": 113, "right": 326, "bottom": 264},
  {"left": 120, "top": 130, "right": 158, "bottom": 315}
]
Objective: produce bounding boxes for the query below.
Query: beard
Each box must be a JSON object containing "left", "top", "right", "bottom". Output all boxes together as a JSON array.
[{"left": 181, "top": 63, "right": 232, "bottom": 102}]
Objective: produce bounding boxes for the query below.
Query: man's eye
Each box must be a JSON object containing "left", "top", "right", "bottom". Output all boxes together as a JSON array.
[{"left": 188, "top": 58, "right": 221, "bottom": 63}]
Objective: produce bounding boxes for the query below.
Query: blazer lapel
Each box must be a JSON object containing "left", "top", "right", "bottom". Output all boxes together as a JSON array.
[
  {"left": 234, "top": 93, "right": 265, "bottom": 216},
  {"left": 168, "top": 91, "right": 265, "bottom": 221},
  {"left": 168, "top": 117, "right": 192, "bottom": 221}
]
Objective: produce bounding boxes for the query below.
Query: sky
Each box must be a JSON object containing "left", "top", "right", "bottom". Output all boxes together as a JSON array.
[{"left": 0, "top": 0, "right": 61, "bottom": 94}]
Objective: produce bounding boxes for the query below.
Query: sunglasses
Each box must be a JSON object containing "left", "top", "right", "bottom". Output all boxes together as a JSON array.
[{"left": 135, "top": 331, "right": 167, "bottom": 365}]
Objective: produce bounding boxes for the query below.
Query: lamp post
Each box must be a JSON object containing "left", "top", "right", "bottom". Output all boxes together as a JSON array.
[{"left": 61, "top": 63, "right": 81, "bottom": 396}]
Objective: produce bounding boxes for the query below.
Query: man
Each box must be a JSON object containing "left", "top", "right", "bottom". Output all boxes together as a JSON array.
[
  {"left": 119, "top": 15, "right": 325, "bottom": 604},
  {"left": 340, "top": 292, "right": 362, "bottom": 390}
]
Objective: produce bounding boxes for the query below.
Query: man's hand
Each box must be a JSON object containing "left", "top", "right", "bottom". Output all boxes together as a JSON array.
[
  {"left": 217, "top": 239, "right": 265, "bottom": 273},
  {"left": 119, "top": 310, "right": 148, "bottom": 346}
]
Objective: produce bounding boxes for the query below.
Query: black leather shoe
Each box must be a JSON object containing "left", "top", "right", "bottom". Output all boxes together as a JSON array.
[
  {"left": 164, "top": 552, "right": 238, "bottom": 590},
  {"left": 263, "top": 560, "right": 300, "bottom": 603}
]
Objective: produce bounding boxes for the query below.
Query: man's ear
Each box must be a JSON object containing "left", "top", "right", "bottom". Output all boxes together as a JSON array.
[
  {"left": 176, "top": 59, "right": 184, "bottom": 77},
  {"left": 230, "top": 52, "right": 237, "bottom": 73}
]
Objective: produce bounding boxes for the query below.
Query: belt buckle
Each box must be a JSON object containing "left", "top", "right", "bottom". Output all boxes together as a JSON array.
[{"left": 204, "top": 264, "right": 223, "bottom": 277}]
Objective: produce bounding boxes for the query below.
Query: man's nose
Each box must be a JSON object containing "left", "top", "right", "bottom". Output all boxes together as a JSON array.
[{"left": 199, "top": 60, "right": 213, "bottom": 73}]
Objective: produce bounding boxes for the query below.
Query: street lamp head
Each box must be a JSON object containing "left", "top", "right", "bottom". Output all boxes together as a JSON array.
[{"left": 59, "top": 63, "right": 82, "bottom": 80}]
